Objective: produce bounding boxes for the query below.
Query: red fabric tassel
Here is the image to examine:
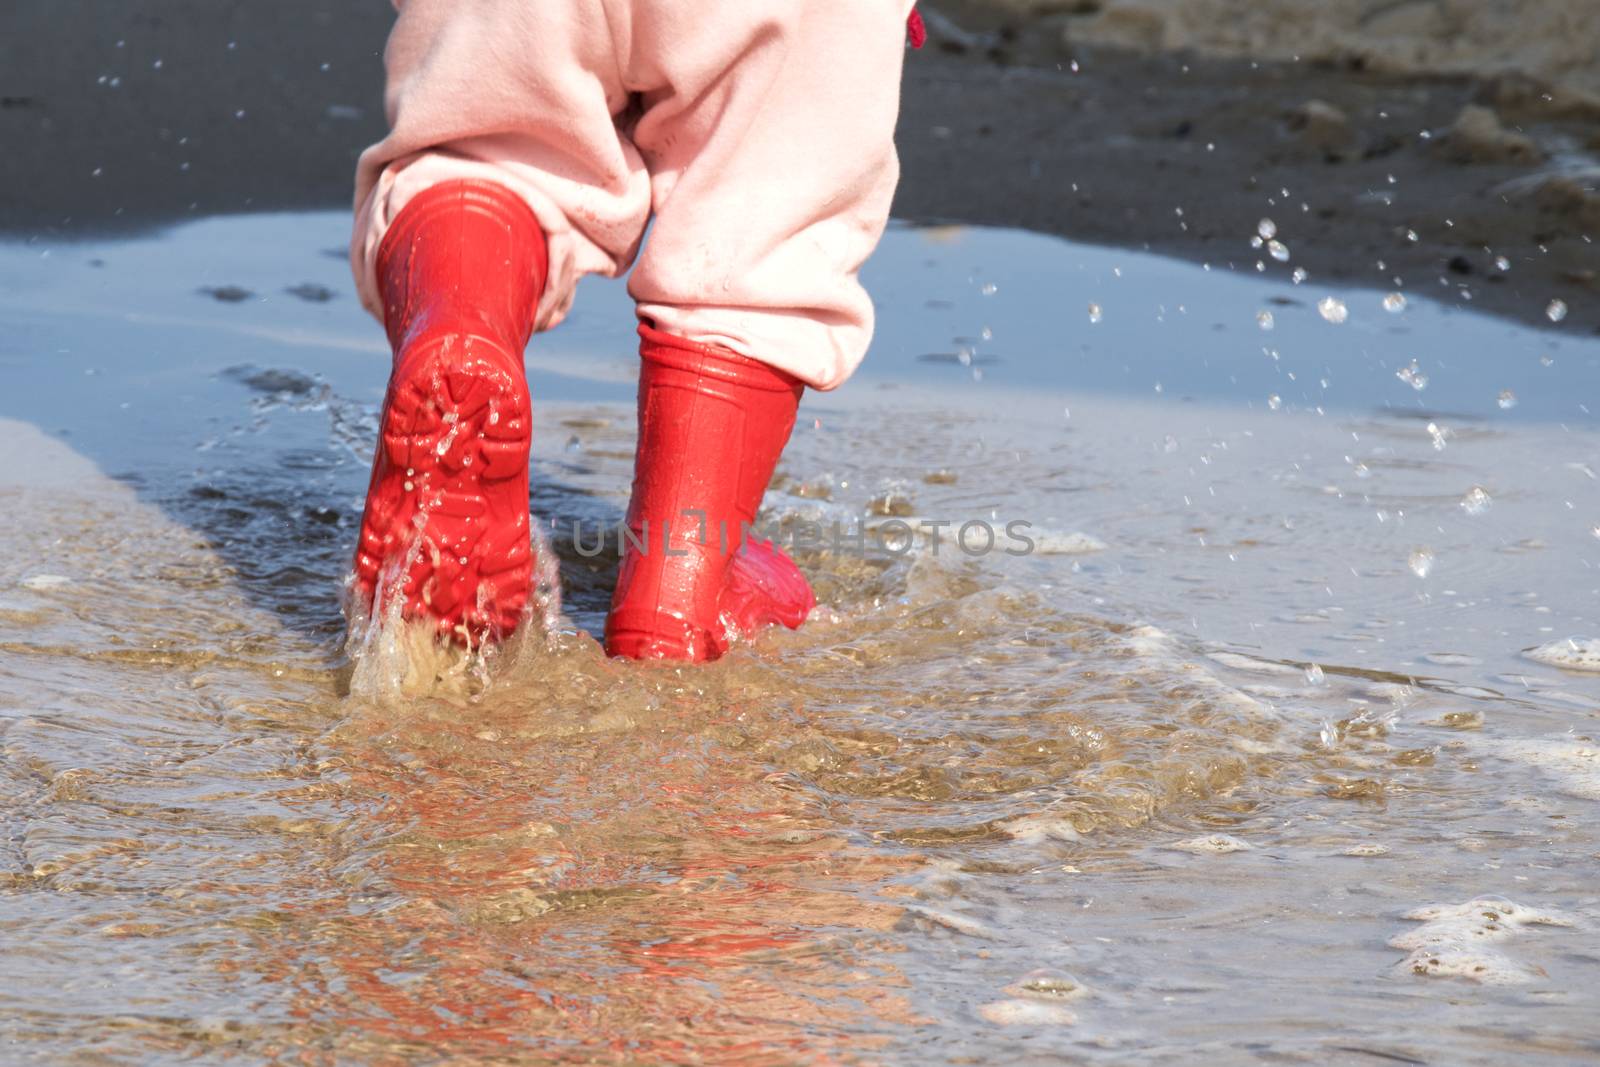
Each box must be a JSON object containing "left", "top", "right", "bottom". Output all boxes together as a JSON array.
[{"left": 907, "top": 7, "right": 927, "bottom": 49}]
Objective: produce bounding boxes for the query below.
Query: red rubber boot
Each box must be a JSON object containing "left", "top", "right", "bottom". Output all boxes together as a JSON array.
[
  {"left": 604, "top": 325, "right": 817, "bottom": 661},
  {"left": 352, "top": 179, "right": 548, "bottom": 640}
]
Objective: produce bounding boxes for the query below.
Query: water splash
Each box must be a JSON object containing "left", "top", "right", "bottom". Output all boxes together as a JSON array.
[{"left": 1396, "top": 359, "right": 1429, "bottom": 391}]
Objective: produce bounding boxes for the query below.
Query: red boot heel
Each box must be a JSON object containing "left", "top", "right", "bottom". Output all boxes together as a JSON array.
[{"left": 353, "top": 179, "right": 548, "bottom": 640}]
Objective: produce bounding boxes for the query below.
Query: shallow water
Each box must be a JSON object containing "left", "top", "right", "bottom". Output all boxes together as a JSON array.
[{"left": 1, "top": 215, "right": 1598, "bottom": 1064}]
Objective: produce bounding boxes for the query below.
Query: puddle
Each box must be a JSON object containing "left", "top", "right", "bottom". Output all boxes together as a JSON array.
[
  {"left": 1, "top": 213, "right": 1598, "bottom": 1063},
  {"left": 869, "top": 222, "right": 1600, "bottom": 425}
]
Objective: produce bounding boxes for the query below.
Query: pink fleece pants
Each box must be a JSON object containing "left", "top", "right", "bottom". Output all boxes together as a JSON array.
[{"left": 351, "top": 0, "right": 911, "bottom": 390}]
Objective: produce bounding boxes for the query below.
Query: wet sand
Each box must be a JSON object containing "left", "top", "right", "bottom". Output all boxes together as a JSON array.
[
  {"left": 3, "top": 1, "right": 1596, "bottom": 338},
  {"left": 971, "top": 0, "right": 1600, "bottom": 98}
]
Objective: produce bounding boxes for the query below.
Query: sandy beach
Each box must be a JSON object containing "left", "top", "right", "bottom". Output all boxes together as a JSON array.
[{"left": 982, "top": 0, "right": 1600, "bottom": 97}]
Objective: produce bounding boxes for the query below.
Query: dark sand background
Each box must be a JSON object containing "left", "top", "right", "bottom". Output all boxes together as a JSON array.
[{"left": 2, "top": 0, "right": 1595, "bottom": 335}]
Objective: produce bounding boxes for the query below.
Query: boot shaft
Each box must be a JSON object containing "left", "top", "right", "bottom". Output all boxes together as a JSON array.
[
  {"left": 375, "top": 180, "right": 548, "bottom": 361},
  {"left": 606, "top": 326, "right": 806, "bottom": 660},
  {"left": 627, "top": 324, "right": 804, "bottom": 548}
]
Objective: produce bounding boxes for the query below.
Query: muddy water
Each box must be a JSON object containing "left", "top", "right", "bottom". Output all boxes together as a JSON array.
[{"left": 1, "top": 215, "right": 1598, "bottom": 1064}]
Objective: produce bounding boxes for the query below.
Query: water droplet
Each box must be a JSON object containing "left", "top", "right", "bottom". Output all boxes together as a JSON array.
[
  {"left": 1291, "top": 267, "right": 1308, "bottom": 284},
  {"left": 1087, "top": 303, "right": 1103, "bottom": 324},
  {"left": 1459, "top": 486, "right": 1492, "bottom": 515},
  {"left": 1426, "top": 421, "right": 1449, "bottom": 451},
  {"left": 152, "top": 59, "right": 164, "bottom": 70},
  {"left": 1497, "top": 389, "right": 1517, "bottom": 410},
  {"left": 1546, "top": 299, "right": 1568, "bottom": 322},
  {"left": 234, "top": 109, "right": 247, "bottom": 119},
  {"left": 565, "top": 434, "right": 583, "bottom": 453},
  {"left": 1163, "top": 434, "right": 1179, "bottom": 453},
  {"left": 1268, "top": 239, "right": 1290, "bottom": 262},
  {"left": 1395, "top": 360, "right": 1428, "bottom": 391},
  {"left": 1257, "top": 218, "right": 1277, "bottom": 240},
  {"left": 1318, "top": 297, "right": 1348, "bottom": 324},
  {"left": 1352, "top": 462, "right": 1371, "bottom": 479},
  {"left": 1256, "top": 310, "right": 1275, "bottom": 331},
  {"left": 1267, "top": 394, "right": 1283, "bottom": 411},
  {"left": 1405, "top": 229, "right": 1419, "bottom": 242},
  {"left": 1305, "top": 662, "right": 1326, "bottom": 685},
  {"left": 1494, "top": 255, "right": 1510, "bottom": 271},
  {"left": 1250, "top": 235, "right": 1264, "bottom": 250},
  {"left": 403, "top": 480, "right": 414, "bottom": 492},
  {"left": 1408, "top": 548, "right": 1434, "bottom": 579},
  {"left": 980, "top": 282, "right": 998, "bottom": 296},
  {"left": 1383, "top": 292, "right": 1407, "bottom": 313}
]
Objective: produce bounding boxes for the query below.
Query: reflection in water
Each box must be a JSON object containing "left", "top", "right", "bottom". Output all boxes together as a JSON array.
[
  {"left": 272, "top": 637, "right": 923, "bottom": 1062},
  {"left": 0, "top": 413, "right": 1304, "bottom": 1062}
]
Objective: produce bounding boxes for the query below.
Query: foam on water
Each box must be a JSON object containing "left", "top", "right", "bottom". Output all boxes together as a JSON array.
[
  {"left": 1164, "top": 834, "right": 1253, "bottom": 854},
  {"left": 1029, "top": 530, "right": 1108, "bottom": 555},
  {"left": 1002, "top": 972, "right": 1092, "bottom": 1002},
  {"left": 1494, "top": 739, "right": 1600, "bottom": 800},
  {"left": 979, "top": 999, "right": 1078, "bottom": 1026},
  {"left": 1390, "top": 898, "right": 1575, "bottom": 985},
  {"left": 19, "top": 574, "right": 73, "bottom": 590},
  {"left": 1524, "top": 636, "right": 1600, "bottom": 672}
]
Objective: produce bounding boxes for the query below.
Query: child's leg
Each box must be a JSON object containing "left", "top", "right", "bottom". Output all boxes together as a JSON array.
[
  {"left": 626, "top": 0, "right": 910, "bottom": 390},
  {"left": 604, "top": 0, "right": 909, "bottom": 660},
  {"left": 349, "top": 0, "right": 649, "bottom": 639}
]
